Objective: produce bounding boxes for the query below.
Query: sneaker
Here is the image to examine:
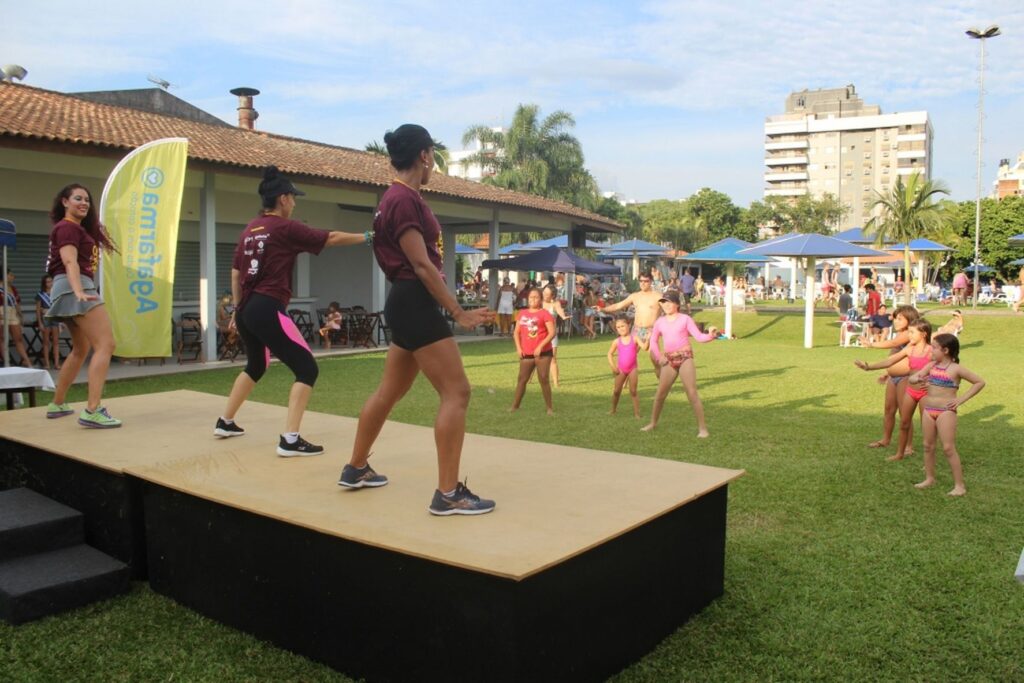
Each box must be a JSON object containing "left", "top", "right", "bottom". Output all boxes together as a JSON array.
[
  {"left": 338, "top": 463, "right": 389, "bottom": 489},
  {"left": 276, "top": 435, "right": 324, "bottom": 457},
  {"left": 46, "top": 402, "right": 74, "bottom": 419},
  {"left": 214, "top": 418, "right": 245, "bottom": 438},
  {"left": 78, "top": 407, "right": 122, "bottom": 429},
  {"left": 428, "top": 482, "right": 496, "bottom": 516}
]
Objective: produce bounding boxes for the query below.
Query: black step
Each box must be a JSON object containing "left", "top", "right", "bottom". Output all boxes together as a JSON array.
[
  {"left": 0, "top": 488, "right": 83, "bottom": 562},
  {"left": 0, "top": 544, "right": 130, "bottom": 624}
]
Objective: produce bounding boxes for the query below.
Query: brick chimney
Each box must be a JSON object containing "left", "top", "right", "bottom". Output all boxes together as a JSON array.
[{"left": 230, "top": 87, "right": 260, "bottom": 130}]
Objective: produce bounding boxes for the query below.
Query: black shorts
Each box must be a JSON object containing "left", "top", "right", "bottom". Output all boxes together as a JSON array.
[
  {"left": 385, "top": 278, "right": 453, "bottom": 351},
  {"left": 520, "top": 349, "right": 553, "bottom": 360},
  {"left": 682, "top": 292, "right": 693, "bottom": 303}
]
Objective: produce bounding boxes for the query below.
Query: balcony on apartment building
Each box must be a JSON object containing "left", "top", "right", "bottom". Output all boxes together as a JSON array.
[
  {"left": 764, "top": 187, "right": 808, "bottom": 197},
  {"left": 764, "top": 138, "right": 809, "bottom": 151},
  {"left": 764, "top": 155, "right": 809, "bottom": 166},
  {"left": 764, "top": 171, "right": 810, "bottom": 183}
]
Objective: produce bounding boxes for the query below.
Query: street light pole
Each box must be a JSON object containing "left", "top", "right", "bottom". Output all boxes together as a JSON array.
[{"left": 966, "top": 25, "right": 1000, "bottom": 309}]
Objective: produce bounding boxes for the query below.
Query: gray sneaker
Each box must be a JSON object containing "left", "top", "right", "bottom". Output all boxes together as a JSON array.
[
  {"left": 338, "top": 463, "right": 388, "bottom": 489},
  {"left": 428, "top": 482, "right": 495, "bottom": 516}
]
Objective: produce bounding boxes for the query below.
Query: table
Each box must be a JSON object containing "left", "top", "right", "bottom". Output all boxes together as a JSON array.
[{"left": 0, "top": 367, "right": 56, "bottom": 409}]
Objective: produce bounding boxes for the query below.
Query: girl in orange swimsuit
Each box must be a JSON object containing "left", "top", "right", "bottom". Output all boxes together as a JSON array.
[
  {"left": 855, "top": 319, "right": 932, "bottom": 462},
  {"left": 906, "top": 333, "right": 985, "bottom": 496}
]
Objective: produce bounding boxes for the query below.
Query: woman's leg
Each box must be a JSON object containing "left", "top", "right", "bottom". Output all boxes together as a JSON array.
[
  {"left": 534, "top": 355, "right": 554, "bottom": 414},
  {"left": 510, "top": 358, "right": 535, "bottom": 411},
  {"left": 349, "top": 344, "right": 420, "bottom": 467},
  {"left": 73, "top": 305, "right": 115, "bottom": 410},
  {"left": 550, "top": 347, "right": 559, "bottom": 388},
  {"left": 9, "top": 324, "right": 30, "bottom": 367},
  {"left": 936, "top": 412, "right": 965, "bottom": 495},
  {"left": 412, "top": 337, "right": 474, "bottom": 492},
  {"left": 642, "top": 364, "right": 678, "bottom": 431},
  {"left": 915, "top": 411, "right": 938, "bottom": 489},
  {"left": 52, "top": 319, "right": 90, "bottom": 405},
  {"left": 677, "top": 358, "right": 709, "bottom": 437}
]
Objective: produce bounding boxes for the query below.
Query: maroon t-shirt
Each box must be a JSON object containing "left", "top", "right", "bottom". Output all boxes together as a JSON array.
[
  {"left": 47, "top": 220, "right": 99, "bottom": 279},
  {"left": 372, "top": 182, "right": 443, "bottom": 282},
  {"left": 232, "top": 215, "right": 328, "bottom": 307}
]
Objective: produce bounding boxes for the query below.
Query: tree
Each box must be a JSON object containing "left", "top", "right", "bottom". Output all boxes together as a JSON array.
[
  {"left": 637, "top": 200, "right": 691, "bottom": 249},
  {"left": 365, "top": 140, "right": 449, "bottom": 174},
  {"left": 945, "top": 195, "right": 1024, "bottom": 281},
  {"left": 864, "top": 173, "right": 950, "bottom": 304},
  {"left": 462, "top": 104, "right": 598, "bottom": 209},
  {"left": 595, "top": 196, "right": 643, "bottom": 240},
  {"left": 685, "top": 188, "right": 751, "bottom": 243}
]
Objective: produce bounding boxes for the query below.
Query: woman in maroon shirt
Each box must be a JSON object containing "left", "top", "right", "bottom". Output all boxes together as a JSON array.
[
  {"left": 43, "top": 184, "right": 121, "bottom": 428},
  {"left": 339, "top": 124, "right": 496, "bottom": 516},
  {"left": 214, "top": 166, "right": 368, "bottom": 456}
]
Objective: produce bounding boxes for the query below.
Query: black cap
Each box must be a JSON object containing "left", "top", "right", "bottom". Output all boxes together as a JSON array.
[
  {"left": 658, "top": 289, "right": 681, "bottom": 305},
  {"left": 258, "top": 166, "right": 306, "bottom": 199}
]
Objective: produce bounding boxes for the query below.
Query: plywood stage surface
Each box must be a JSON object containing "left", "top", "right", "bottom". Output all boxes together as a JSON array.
[{"left": 1, "top": 390, "right": 742, "bottom": 580}]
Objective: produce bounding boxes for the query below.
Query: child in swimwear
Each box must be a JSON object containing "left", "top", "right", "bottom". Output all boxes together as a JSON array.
[
  {"left": 641, "top": 290, "right": 718, "bottom": 436},
  {"left": 854, "top": 318, "right": 932, "bottom": 462},
  {"left": 606, "top": 316, "right": 647, "bottom": 418},
  {"left": 860, "top": 305, "right": 919, "bottom": 454},
  {"left": 906, "top": 333, "right": 984, "bottom": 496}
]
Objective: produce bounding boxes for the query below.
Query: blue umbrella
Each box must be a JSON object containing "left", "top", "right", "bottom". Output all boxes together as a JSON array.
[
  {"left": 455, "top": 243, "right": 484, "bottom": 255},
  {"left": 964, "top": 264, "right": 994, "bottom": 274},
  {"left": 602, "top": 238, "right": 668, "bottom": 254},
  {"left": 738, "top": 235, "right": 889, "bottom": 349},
  {"left": 834, "top": 227, "right": 875, "bottom": 244},
  {"left": 888, "top": 238, "right": 952, "bottom": 252},
  {"left": 1010, "top": 233, "right": 1024, "bottom": 247},
  {"left": 1008, "top": 258, "right": 1024, "bottom": 266},
  {"left": 675, "top": 239, "right": 771, "bottom": 338}
]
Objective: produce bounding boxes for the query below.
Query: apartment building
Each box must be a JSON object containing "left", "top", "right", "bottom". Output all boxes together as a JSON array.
[
  {"left": 764, "top": 85, "right": 933, "bottom": 231},
  {"left": 447, "top": 127, "right": 504, "bottom": 182},
  {"left": 993, "top": 153, "right": 1024, "bottom": 199}
]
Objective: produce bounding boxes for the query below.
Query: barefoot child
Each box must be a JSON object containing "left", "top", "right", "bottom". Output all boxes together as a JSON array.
[
  {"left": 510, "top": 288, "right": 556, "bottom": 415},
  {"left": 907, "top": 333, "right": 984, "bottom": 496},
  {"left": 854, "top": 318, "right": 932, "bottom": 462},
  {"left": 641, "top": 290, "right": 718, "bottom": 436},
  {"left": 607, "top": 316, "right": 647, "bottom": 418},
  {"left": 860, "top": 305, "right": 920, "bottom": 454}
]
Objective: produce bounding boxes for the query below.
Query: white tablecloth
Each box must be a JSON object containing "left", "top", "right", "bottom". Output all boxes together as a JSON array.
[{"left": 0, "top": 367, "right": 56, "bottom": 391}]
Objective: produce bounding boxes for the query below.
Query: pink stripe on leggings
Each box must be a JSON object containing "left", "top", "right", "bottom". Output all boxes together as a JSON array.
[{"left": 277, "top": 312, "right": 311, "bottom": 352}]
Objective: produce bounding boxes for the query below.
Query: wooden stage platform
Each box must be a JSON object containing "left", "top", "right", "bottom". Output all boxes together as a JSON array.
[{"left": 1, "top": 390, "right": 743, "bottom": 681}]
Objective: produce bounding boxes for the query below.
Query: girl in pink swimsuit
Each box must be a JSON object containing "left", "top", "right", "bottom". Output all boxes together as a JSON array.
[
  {"left": 641, "top": 290, "right": 718, "bottom": 436},
  {"left": 855, "top": 319, "right": 932, "bottom": 462},
  {"left": 905, "top": 333, "right": 985, "bottom": 496},
  {"left": 606, "top": 317, "right": 647, "bottom": 418}
]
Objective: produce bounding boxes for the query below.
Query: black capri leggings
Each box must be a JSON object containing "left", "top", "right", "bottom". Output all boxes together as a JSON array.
[{"left": 236, "top": 293, "right": 319, "bottom": 386}]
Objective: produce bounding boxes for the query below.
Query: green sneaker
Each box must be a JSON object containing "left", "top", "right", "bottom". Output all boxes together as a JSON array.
[
  {"left": 78, "top": 407, "right": 123, "bottom": 429},
  {"left": 46, "top": 402, "right": 74, "bottom": 419}
]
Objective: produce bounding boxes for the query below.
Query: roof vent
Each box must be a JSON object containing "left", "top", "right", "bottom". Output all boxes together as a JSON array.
[
  {"left": 0, "top": 65, "right": 28, "bottom": 82},
  {"left": 230, "top": 87, "right": 260, "bottom": 130}
]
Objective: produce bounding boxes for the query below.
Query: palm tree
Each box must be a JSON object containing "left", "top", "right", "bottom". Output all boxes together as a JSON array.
[
  {"left": 864, "top": 172, "right": 950, "bottom": 305},
  {"left": 364, "top": 140, "right": 449, "bottom": 175},
  {"left": 461, "top": 104, "right": 597, "bottom": 208}
]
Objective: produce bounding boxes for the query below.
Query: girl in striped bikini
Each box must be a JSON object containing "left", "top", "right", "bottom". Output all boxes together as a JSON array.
[{"left": 907, "top": 333, "right": 985, "bottom": 496}]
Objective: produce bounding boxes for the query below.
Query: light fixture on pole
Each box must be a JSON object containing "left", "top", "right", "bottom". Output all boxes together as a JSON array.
[{"left": 966, "top": 24, "right": 1000, "bottom": 308}]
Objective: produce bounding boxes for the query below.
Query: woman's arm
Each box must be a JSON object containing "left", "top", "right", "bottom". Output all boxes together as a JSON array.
[
  {"left": 324, "top": 230, "right": 370, "bottom": 248},
  {"left": 600, "top": 293, "right": 632, "bottom": 314},
  {"left": 512, "top": 314, "right": 523, "bottom": 355},
  {"left": 684, "top": 316, "right": 716, "bottom": 344},
  {"left": 398, "top": 230, "right": 491, "bottom": 329},
  {"left": 555, "top": 301, "right": 569, "bottom": 320},
  {"left": 861, "top": 331, "right": 909, "bottom": 349},
  {"left": 59, "top": 245, "right": 95, "bottom": 301}
]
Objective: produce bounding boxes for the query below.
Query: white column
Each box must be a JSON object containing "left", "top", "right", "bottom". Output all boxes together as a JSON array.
[
  {"left": 789, "top": 257, "right": 798, "bottom": 301},
  {"left": 488, "top": 208, "right": 499, "bottom": 309},
  {"left": 296, "top": 253, "right": 311, "bottom": 298},
  {"left": 804, "top": 256, "right": 816, "bottom": 348},
  {"left": 916, "top": 254, "right": 924, "bottom": 302},
  {"left": 442, "top": 225, "right": 456, "bottom": 295},
  {"left": 199, "top": 172, "right": 217, "bottom": 362},
  {"left": 370, "top": 191, "right": 386, "bottom": 312},
  {"left": 724, "top": 263, "right": 734, "bottom": 338},
  {"left": 851, "top": 256, "right": 860, "bottom": 306}
]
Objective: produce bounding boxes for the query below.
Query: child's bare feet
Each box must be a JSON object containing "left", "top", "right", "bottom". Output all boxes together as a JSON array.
[
  {"left": 867, "top": 440, "right": 889, "bottom": 448},
  {"left": 609, "top": 408, "right": 617, "bottom": 415},
  {"left": 640, "top": 423, "right": 655, "bottom": 432},
  {"left": 546, "top": 408, "right": 554, "bottom": 416},
  {"left": 507, "top": 406, "right": 518, "bottom": 413},
  {"left": 633, "top": 412, "right": 641, "bottom": 419},
  {"left": 903, "top": 448, "right": 914, "bottom": 456},
  {"left": 886, "top": 452, "right": 906, "bottom": 462},
  {"left": 947, "top": 486, "right": 966, "bottom": 497},
  {"left": 914, "top": 478, "right": 936, "bottom": 490},
  {"left": 697, "top": 429, "right": 709, "bottom": 438}
]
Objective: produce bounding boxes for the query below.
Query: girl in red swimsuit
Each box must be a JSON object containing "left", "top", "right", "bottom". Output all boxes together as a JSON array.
[
  {"left": 854, "top": 319, "right": 932, "bottom": 462},
  {"left": 906, "top": 333, "right": 985, "bottom": 496}
]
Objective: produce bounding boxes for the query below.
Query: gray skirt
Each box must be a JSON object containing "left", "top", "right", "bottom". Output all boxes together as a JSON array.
[{"left": 45, "top": 274, "right": 104, "bottom": 320}]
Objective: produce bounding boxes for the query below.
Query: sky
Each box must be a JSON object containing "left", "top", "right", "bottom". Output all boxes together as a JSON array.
[{"left": 5, "top": 0, "right": 1023, "bottom": 206}]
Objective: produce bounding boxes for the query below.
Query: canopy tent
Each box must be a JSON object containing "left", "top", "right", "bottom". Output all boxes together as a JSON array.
[
  {"left": 482, "top": 246, "right": 620, "bottom": 337},
  {"left": 0, "top": 218, "right": 15, "bottom": 367},
  {"left": 964, "top": 264, "right": 994, "bottom": 274},
  {"left": 1008, "top": 257, "right": 1024, "bottom": 266},
  {"left": 455, "top": 243, "right": 484, "bottom": 255},
  {"left": 679, "top": 238, "right": 771, "bottom": 338},
  {"left": 497, "top": 234, "right": 608, "bottom": 256},
  {"left": 600, "top": 238, "right": 669, "bottom": 280},
  {"left": 1010, "top": 233, "right": 1024, "bottom": 247},
  {"left": 738, "top": 234, "right": 888, "bottom": 348}
]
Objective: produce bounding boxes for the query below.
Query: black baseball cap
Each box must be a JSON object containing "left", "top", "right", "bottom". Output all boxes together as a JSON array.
[
  {"left": 658, "top": 289, "right": 681, "bottom": 305},
  {"left": 258, "top": 166, "right": 306, "bottom": 199}
]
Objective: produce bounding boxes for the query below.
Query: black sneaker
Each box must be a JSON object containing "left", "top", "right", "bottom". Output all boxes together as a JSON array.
[
  {"left": 214, "top": 418, "right": 245, "bottom": 438},
  {"left": 428, "top": 482, "right": 496, "bottom": 516},
  {"left": 276, "top": 435, "right": 325, "bottom": 457},
  {"left": 338, "top": 463, "right": 389, "bottom": 488}
]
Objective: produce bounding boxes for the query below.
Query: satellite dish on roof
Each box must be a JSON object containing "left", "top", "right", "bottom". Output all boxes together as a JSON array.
[
  {"left": 0, "top": 65, "right": 28, "bottom": 82},
  {"left": 147, "top": 74, "right": 175, "bottom": 90}
]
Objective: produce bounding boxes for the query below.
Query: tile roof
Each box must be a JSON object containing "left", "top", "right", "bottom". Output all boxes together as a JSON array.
[{"left": 0, "top": 82, "right": 621, "bottom": 231}]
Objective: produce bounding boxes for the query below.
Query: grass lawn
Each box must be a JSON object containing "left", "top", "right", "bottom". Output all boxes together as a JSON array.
[{"left": 3, "top": 308, "right": 1022, "bottom": 681}]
